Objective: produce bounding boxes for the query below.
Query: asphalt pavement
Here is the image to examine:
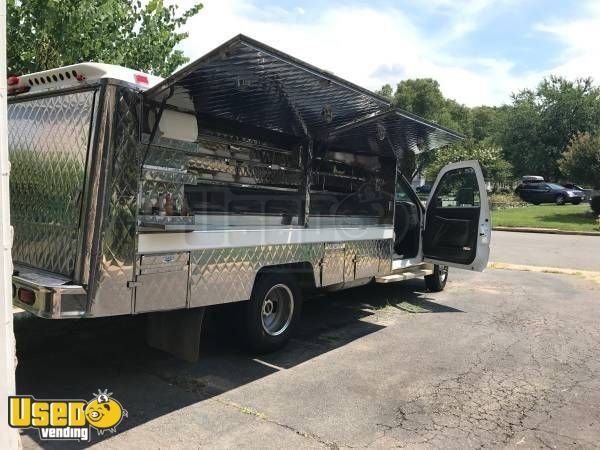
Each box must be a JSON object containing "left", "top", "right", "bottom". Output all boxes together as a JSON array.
[
  {"left": 14, "top": 232, "right": 600, "bottom": 449},
  {"left": 491, "top": 230, "right": 600, "bottom": 271}
]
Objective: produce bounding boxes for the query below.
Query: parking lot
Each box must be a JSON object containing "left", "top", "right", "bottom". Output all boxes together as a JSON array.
[{"left": 15, "top": 231, "right": 600, "bottom": 449}]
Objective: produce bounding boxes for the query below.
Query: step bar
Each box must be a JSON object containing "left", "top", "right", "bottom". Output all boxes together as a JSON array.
[{"left": 375, "top": 266, "right": 434, "bottom": 284}]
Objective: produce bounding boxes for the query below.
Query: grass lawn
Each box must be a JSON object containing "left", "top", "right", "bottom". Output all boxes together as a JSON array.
[{"left": 492, "top": 204, "right": 600, "bottom": 232}]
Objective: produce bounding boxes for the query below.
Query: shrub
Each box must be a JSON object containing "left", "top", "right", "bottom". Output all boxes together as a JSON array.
[
  {"left": 559, "top": 132, "right": 600, "bottom": 189},
  {"left": 591, "top": 195, "right": 600, "bottom": 215},
  {"left": 489, "top": 193, "right": 528, "bottom": 210}
]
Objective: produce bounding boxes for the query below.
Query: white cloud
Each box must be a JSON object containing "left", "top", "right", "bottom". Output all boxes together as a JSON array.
[
  {"left": 535, "top": 1, "right": 600, "bottom": 81},
  {"left": 412, "top": 0, "right": 515, "bottom": 42},
  {"left": 173, "top": 0, "right": 537, "bottom": 106}
]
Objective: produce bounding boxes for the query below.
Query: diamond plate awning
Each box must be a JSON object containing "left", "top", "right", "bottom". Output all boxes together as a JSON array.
[
  {"left": 328, "top": 109, "right": 464, "bottom": 156},
  {"left": 145, "top": 34, "right": 462, "bottom": 155}
]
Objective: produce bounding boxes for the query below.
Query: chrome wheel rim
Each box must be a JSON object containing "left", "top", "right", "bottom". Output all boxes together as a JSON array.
[
  {"left": 439, "top": 266, "right": 449, "bottom": 283},
  {"left": 261, "top": 284, "right": 294, "bottom": 336}
]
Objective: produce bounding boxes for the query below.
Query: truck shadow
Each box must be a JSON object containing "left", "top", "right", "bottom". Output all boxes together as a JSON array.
[
  {"left": 14, "top": 280, "right": 462, "bottom": 448},
  {"left": 537, "top": 210, "right": 596, "bottom": 228}
]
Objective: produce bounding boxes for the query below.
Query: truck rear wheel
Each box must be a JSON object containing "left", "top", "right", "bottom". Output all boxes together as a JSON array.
[
  {"left": 244, "top": 273, "right": 302, "bottom": 353},
  {"left": 424, "top": 265, "right": 449, "bottom": 292}
]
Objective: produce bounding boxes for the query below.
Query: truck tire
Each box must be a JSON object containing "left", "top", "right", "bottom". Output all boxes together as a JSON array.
[
  {"left": 243, "top": 273, "right": 302, "bottom": 353},
  {"left": 424, "top": 265, "right": 449, "bottom": 292}
]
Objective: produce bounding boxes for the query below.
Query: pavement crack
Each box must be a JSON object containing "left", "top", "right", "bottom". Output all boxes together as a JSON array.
[
  {"left": 214, "top": 398, "right": 343, "bottom": 448},
  {"left": 374, "top": 334, "right": 600, "bottom": 448}
]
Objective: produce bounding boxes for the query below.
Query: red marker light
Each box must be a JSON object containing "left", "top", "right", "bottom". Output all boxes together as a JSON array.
[
  {"left": 75, "top": 73, "right": 86, "bottom": 81},
  {"left": 134, "top": 74, "right": 149, "bottom": 85},
  {"left": 7, "top": 75, "right": 20, "bottom": 86},
  {"left": 18, "top": 288, "right": 36, "bottom": 305},
  {"left": 7, "top": 75, "right": 30, "bottom": 96}
]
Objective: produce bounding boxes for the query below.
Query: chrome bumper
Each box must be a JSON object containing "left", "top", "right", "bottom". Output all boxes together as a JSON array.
[{"left": 12, "top": 274, "right": 87, "bottom": 319}]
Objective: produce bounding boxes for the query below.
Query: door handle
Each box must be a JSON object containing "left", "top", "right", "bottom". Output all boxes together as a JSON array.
[{"left": 479, "top": 223, "right": 490, "bottom": 244}]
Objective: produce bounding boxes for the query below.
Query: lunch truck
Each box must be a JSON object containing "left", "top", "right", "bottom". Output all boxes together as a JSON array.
[{"left": 7, "top": 35, "right": 491, "bottom": 360}]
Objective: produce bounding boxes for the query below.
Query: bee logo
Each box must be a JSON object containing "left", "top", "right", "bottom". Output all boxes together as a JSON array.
[{"left": 84, "top": 389, "right": 128, "bottom": 436}]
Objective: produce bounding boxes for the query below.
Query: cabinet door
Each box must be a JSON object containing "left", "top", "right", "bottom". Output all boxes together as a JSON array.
[
  {"left": 321, "top": 244, "right": 346, "bottom": 286},
  {"left": 135, "top": 253, "right": 189, "bottom": 313}
]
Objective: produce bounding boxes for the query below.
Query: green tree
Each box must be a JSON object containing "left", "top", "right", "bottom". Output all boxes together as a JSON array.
[
  {"left": 424, "top": 140, "right": 513, "bottom": 187},
  {"left": 393, "top": 79, "right": 451, "bottom": 126},
  {"left": 7, "top": 0, "right": 203, "bottom": 77},
  {"left": 379, "top": 75, "right": 600, "bottom": 186},
  {"left": 559, "top": 132, "right": 600, "bottom": 188},
  {"left": 469, "top": 105, "right": 503, "bottom": 143},
  {"left": 387, "top": 79, "right": 464, "bottom": 180},
  {"left": 495, "top": 89, "right": 546, "bottom": 178},
  {"left": 375, "top": 83, "right": 393, "bottom": 100},
  {"left": 380, "top": 78, "right": 508, "bottom": 182},
  {"left": 498, "top": 76, "right": 600, "bottom": 180}
]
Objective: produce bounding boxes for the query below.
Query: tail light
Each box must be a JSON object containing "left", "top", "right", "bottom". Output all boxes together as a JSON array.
[
  {"left": 7, "top": 75, "right": 31, "bottom": 96},
  {"left": 18, "top": 288, "right": 36, "bottom": 305},
  {"left": 134, "top": 74, "right": 149, "bottom": 85}
]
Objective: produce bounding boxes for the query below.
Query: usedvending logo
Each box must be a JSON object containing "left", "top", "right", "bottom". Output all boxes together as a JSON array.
[{"left": 8, "top": 389, "right": 127, "bottom": 442}]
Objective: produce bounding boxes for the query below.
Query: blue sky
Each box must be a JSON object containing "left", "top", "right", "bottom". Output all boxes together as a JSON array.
[{"left": 176, "top": 0, "right": 600, "bottom": 106}]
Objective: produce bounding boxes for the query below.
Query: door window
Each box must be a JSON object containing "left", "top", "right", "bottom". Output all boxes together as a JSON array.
[
  {"left": 423, "top": 161, "right": 490, "bottom": 272},
  {"left": 395, "top": 176, "right": 414, "bottom": 202},
  {"left": 431, "top": 167, "right": 480, "bottom": 208}
]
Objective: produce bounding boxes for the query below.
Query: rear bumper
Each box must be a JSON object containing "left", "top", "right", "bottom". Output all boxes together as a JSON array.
[{"left": 12, "top": 274, "right": 87, "bottom": 319}]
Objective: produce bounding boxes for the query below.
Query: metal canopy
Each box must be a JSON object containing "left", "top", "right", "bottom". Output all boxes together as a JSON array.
[
  {"left": 145, "top": 34, "right": 462, "bottom": 154},
  {"left": 329, "top": 109, "right": 464, "bottom": 156}
]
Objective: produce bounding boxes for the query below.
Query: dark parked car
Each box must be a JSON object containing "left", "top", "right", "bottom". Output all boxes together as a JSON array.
[
  {"left": 517, "top": 182, "right": 585, "bottom": 205},
  {"left": 562, "top": 183, "right": 585, "bottom": 191},
  {"left": 415, "top": 184, "right": 432, "bottom": 194},
  {"left": 562, "top": 183, "right": 591, "bottom": 201}
]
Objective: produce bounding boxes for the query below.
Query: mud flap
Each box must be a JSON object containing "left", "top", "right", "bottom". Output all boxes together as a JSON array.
[{"left": 146, "top": 307, "right": 205, "bottom": 362}]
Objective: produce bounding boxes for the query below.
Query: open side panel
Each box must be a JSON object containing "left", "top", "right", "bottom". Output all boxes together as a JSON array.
[
  {"left": 422, "top": 160, "right": 490, "bottom": 271},
  {"left": 8, "top": 89, "right": 97, "bottom": 277}
]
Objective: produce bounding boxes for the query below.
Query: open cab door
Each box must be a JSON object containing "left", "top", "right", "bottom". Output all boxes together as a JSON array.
[{"left": 423, "top": 160, "right": 491, "bottom": 271}]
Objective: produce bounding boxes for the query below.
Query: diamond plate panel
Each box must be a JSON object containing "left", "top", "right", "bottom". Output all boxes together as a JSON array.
[
  {"left": 348, "top": 240, "right": 390, "bottom": 280},
  {"left": 89, "top": 88, "right": 140, "bottom": 316},
  {"left": 8, "top": 91, "right": 95, "bottom": 276},
  {"left": 135, "top": 253, "right": 189, "bottom": 313},
  {"left": 188, "top": 153, "right": 302, "bottom": 187},
  {"left": 322, "top": 245, "right": 346, "bottom": 286},
  {"left": 377, "top": 239, "right": 393, "bottom": 274},
  {"left": 196, "top": 135, "right": 299, "bottom": 168},
  {"left": 141, "top": 168, "right": 196, "bottom": 185},
  {"left": 144, "top": 145, "right": 190, "bottom": 172},
  {"left": 344, "top": 246, "right": 356, "bottom": 282},
  {"left": 189, "top": 243, "right": 323, "bottom": 307},
  {"left": 141, "top": 133, "right": 300, "bottom": 170},
  {"left": 187, "top": 239, "right": 391, "bottom": 307},
  {"left": 139, "top": 252, "right": 189, "bottom": 274}
]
